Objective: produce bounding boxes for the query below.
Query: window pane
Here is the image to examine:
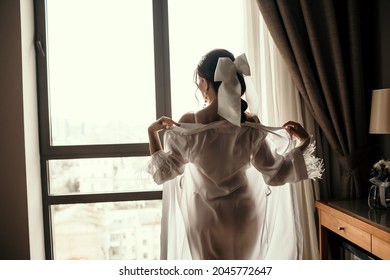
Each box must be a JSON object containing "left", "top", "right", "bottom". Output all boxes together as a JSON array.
[
  {"left": 46, "top": 0, "right": 156, "bottom": 145},
  {"left": 51, "top": 201, "right": 161, "bottom": 260},
  {"left": 48, "top": 157, "right": 159, "bottom": 194},
  {"left": 168, "top": 0, "right": 245, "bottom": 120}
]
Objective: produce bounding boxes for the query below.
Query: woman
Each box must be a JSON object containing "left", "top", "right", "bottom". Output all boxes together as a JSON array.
[{"left": 148, "top": 49, "right": 323, "bottom": 259}]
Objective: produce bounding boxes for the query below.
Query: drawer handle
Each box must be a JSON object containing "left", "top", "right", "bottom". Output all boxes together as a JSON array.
[{"left": 338, "top": 226, "right": 344, "bottom": 231}]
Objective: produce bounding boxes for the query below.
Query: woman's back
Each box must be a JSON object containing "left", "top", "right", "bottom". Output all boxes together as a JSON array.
[
  {"left": 147, "top": 49, "right": 323, "bottom": 259},
  {"left": 183, "top": 122, "right": 254, "bottom": 188}
]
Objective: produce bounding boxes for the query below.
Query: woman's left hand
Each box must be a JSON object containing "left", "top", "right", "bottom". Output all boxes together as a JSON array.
[{"left": 283, "top": 121, "right": 310, "bottom": 151}]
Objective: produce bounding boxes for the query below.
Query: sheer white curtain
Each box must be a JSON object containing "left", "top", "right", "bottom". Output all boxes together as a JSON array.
[
  {"left": 160, "top": 0, "right": 319, "bottom": 260},
  {"left": 244, "top": 0, "right": 319, "bottom": 259}
]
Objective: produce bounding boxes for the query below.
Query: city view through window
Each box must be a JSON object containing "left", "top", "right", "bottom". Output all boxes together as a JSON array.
[
  {"left": 49, "top": 157, "right": 161, "bottom": 259},
  {"left": 43, "top": 0, "right": 245, "bottom": 259}
]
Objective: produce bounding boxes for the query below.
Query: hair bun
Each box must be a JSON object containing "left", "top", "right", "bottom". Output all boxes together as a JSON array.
[{"left": 241, "top": 99, "right": 248, "bottom": 123}]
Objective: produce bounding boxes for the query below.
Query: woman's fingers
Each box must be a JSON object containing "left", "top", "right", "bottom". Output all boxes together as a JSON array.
[
  {"left": 149, "top": 116, "right": 180, "bottom": 133},
  {"left": 283, "top": 121, "right": 309, "bottom": 141},
  {"left": 283, "top": 121, "right": 310, "bottom": 151},
  {"left": 160, "top": 116, "right": 180, "bottom": 128}
]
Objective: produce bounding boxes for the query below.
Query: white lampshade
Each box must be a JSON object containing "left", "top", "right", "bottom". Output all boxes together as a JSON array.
[{"left": 369, "top": 88, "right": 390, "bottom": 134}]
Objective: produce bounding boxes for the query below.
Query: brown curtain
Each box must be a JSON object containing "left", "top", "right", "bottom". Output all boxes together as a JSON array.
[{"left": 255, "top": 0, "right": 371, "bottom": 199}]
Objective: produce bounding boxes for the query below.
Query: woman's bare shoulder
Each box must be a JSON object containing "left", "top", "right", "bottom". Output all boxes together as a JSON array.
[
  {"left": 179, "top": 112, "right": 196, "bottom": 123},
  {"left": 245, "top": 112, "right": 260, "bottom": 123}
]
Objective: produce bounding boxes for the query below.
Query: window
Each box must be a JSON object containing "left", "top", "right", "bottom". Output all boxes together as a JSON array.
[
  {"left": 34, "top": 0, "right": 245, "bottom": 259},
  {"left": 168, "top": 0, "right": 245, "bottom": 120}
]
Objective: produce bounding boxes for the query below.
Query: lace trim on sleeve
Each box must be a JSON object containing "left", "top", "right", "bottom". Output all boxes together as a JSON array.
[{"left": 302, "top": 141, "right": 324, "bottom": 180}]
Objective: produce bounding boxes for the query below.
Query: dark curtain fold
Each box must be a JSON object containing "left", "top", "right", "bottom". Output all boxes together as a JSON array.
[{"left": 256, "top": 0, "right": 371, "bottom": 199}]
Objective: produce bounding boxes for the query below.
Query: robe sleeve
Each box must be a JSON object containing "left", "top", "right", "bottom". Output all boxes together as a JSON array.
[
  {"left": 251, "top": 131, "right": 323, "bottom": 186},
  {"left": 147, "top": 131, "right": 189, "bottom": 185}
]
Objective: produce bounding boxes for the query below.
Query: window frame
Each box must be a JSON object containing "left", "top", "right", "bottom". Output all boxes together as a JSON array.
[{"left": 34, "top": 0, "right": 171, "bottom": 259}]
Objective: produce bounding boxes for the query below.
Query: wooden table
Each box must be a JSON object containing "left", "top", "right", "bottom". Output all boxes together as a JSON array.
[{"left": 316, "top": 199, "right": 390, "bottom": 259}]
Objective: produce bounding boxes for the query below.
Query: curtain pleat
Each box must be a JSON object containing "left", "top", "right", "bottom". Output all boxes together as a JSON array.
[
  {"left": 255, "top": 0, "right": 370, "bottom": 199},
  {"left": 244, "top": 0, "right": 319, "bottom": 259}
]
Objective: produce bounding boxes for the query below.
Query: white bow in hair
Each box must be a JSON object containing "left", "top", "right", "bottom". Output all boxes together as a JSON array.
[{"left": 214, "top": 53, "right": 251, "bottom": 127}]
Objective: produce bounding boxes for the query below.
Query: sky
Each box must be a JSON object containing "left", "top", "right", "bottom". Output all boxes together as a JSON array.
[{"left": 46, "top": 0, "right": 245, "bottom": 144}]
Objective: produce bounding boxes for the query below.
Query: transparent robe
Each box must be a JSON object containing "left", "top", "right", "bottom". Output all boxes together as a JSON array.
[{"left": 148, "top": 120, "right": 323, "bottom": 260}]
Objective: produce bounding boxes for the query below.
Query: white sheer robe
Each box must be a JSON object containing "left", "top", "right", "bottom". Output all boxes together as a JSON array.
[{"left": 148, "top": 120, "right": 323, "bottom": 259}]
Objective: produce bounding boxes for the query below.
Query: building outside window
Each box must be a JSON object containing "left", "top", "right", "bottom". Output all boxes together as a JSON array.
[{"left": 34, "top": 0, "right": 245, "bottom": 259}]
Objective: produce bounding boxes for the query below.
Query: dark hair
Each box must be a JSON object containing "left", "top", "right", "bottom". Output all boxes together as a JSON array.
[{"left": 196, "top": 49, "right": 248, "bottom": 122}]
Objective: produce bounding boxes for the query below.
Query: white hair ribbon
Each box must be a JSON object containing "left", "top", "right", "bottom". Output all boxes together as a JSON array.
[{"left": 214, "top": 53, "right": 251, "bottom": 127}]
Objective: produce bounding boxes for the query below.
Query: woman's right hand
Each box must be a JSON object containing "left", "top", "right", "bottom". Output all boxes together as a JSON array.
[
  {"left": 148, "top": 116, "right": 180, "bottom": 134},
  {"left": 148, "top": 116, "right": 179, "bottom": 155}
]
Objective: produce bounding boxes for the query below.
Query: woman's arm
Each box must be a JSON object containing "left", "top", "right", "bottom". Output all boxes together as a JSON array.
[
  {"left": 147, "top": 117, "right": 187, "bottom": 185},
  {"left": 148, "top": 116, "right": 180, "bottom": 155},
  {"left": 148, "top": 130, "right": 162, "bottom": 155},
  {"left": 251, "top": 121, "right": 322, "bottom": 185}
]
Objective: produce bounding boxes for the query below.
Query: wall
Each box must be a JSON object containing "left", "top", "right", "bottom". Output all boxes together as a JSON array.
[
  {"left": 0, "top": 0, "right": 44, "bottom": 260},
  {"left": 372, "top": 0, "right": 390, "bottom": 159},
  {"left": 0, "top": 0, "right": 30, "bottom": 259}
]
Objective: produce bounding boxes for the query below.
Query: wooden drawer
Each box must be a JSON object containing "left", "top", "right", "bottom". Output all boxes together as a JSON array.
[
  {"left": 372, "top": 236, "right": 390, "bottom": 260},
  {"left": 321, "top": 210, "right": 371, "bottom": 252}
]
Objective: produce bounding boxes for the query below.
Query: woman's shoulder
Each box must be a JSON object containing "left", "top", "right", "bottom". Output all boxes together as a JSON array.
[
  {"left": 179, "top": 109, "right": 221, "bottom": 124},
  {"left": 178, "top": 112, "right": 196, "bottom": 123},
  {"left": 245, "top": 112, "right": 260, "bottom": 123}
]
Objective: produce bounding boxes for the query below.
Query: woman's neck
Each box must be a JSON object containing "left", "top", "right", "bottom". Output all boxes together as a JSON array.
[{"left": 196, "top": 98, "right": 223, "bottom": 124}]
